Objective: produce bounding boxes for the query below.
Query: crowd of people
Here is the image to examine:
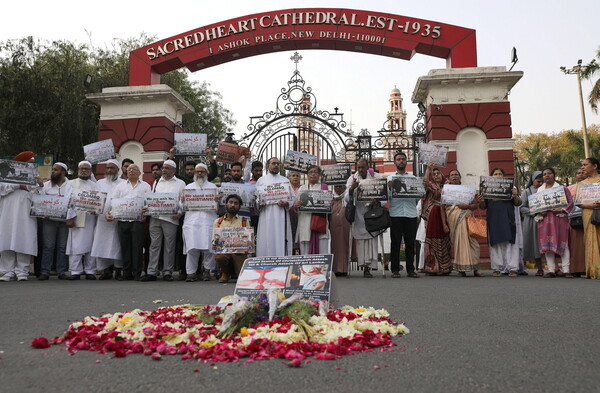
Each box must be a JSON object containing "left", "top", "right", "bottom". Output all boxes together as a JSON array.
[{"left": 0, "top": 149, "right": 599, "bottom": 283}]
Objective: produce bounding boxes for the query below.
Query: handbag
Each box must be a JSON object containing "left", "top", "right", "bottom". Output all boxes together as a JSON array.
[
  {"left": 592, "top": 209, "right": 600, "bottom": 226},
  {"left": 467, "top": 210, "right": 487, "bottom": 239},
  {"left": 310, "top": 214, "right": 327, "bottom": 234},
  {"left": 569, "top": 216, "right": 584, "bottom": 229},
  {"left": 345, "top": 194, "right": 356, "bottom": 224},
  {"left": 364, "top": 204, "right": 391, "bottom": 237}
]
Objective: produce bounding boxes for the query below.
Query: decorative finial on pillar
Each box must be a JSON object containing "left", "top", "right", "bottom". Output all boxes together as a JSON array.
[{"left": 290, "top": 51, "right": 303, "bottom": 71}]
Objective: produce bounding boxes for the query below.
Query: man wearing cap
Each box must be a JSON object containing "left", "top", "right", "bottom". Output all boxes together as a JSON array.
[
  {"left": 0, "top": 152, "right": 40, "bottom": 281},
  {"left": 91, "top": 159, "right": 125, "bottom": 280},
  {"left": 142, "top": 159, "right": 185, "bottom": 282},
  {"left": 182, "top": 163, "right": 218, "bottom": 281},
  {"left": 38, "top": 162, "right": 73, "bottom": 280}
]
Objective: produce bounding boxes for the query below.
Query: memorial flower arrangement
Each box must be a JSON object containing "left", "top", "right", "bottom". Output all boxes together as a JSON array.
[{"left": 32, "top": 291, "right": 409, "bottom": 365}]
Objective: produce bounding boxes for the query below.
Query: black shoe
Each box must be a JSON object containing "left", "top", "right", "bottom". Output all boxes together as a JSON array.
[
  {"left": 67, "top": 275, "right": 81, "bottom": 280},
  {"left": 114, "top": 269, "right": 122, "bottom": 280},
  {"left": 140, "top": 275, "right": 157, "bottom": 282},
  {"left": 163, "top": 274, "right": 174, "bottom": 282},
  {"left": 118, "top": 275, "right": 134, "bottom": 281},
  {"left": 177, "top": 272, "right": 187, "bottom": 281},
  {"left": 98, "top": 271, "right": 113, "bottom": 280},
  {"left": 85, "top": 274, "right": 97, "bottom": 280},
  {"left": 38, "top": 274, "right": 49, "bottom": 281},
  {"left": 58, "top": 273, "right": 69, "bottom": 280}
]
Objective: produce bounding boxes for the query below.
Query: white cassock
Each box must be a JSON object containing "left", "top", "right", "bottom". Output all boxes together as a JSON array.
[
  {"left": 182, "top": 180, "right": 218, "bottom": 272},
  {"left": 66, "top": 178, "right": 97, "bottom": 274},
  {"left": 91, "top": 177, "right": 125, "bottom": 270},
  {"left": 0, "top": 184, "right": 38, "bottom": 279},
  {"left": 256, "top": 173, "right": 293, "bottom": 257}
]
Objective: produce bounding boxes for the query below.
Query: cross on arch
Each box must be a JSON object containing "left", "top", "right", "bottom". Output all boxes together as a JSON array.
[{"left": 290, "top": 51, "right": 302, "bottom": 70}]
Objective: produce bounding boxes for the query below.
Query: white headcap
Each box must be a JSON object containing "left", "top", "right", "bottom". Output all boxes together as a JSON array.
[
  {"left": 105, "top": 159, "right": 120, "bottom": 168},
  {"left": 163, "top": 159, "right": 177, "bottom": 168},
  {"left": 195, "top": 163, "right": 208, "bottom": 170},
  {"left": 54, "top": 162, "right": 68, "bottom": 172},
  {"left": 78, "top": 160, "right": 92, "bottom": 168}
]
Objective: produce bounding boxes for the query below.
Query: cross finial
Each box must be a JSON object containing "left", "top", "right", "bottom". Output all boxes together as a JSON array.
[{"left": 290, "top": 51, "right": 302, "bottom": 70}]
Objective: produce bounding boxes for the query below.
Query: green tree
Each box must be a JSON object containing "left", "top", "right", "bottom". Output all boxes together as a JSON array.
[{"left": 581, "top": 48, "right": 600, "bottom": 113}]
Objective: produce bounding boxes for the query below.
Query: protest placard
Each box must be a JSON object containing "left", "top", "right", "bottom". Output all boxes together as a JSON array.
[
  {"left": 321, "top": 164, "right": 352, "bottom": 185},
  {"left": 182, "top": 188, "right": 218, "bottom": 211},
  {"left": 83, "top": 139, "right": 116, "bottom": 164},
  {"left": 70, "top": 189, "right": 107, "bottom": 215},
  {"left": 235, "top": 254, "right": 333, "bottom": 302},
  {"left": 574, "top": 182, "right": 600, "bottom": 205},
  {"left": 110, "top": 198, "right": 144, "bottom": 221},
  {"left": 215, "top": 142, "right": 250, "bottom": 164},
  {"left": 284, "top": 150, "right": 317, "bottom": 173},
  {"left": 30, "top": 194, "right": 70, "bottom": 220},
  {"left": 144, "top": 193, "right": 179, "bottom": 216},
  {"left": 212, "top": 227, "right": 255, "bottom": 254},
  {"left": 0, "top": 159, "right": 38, "bottom": 186},
  {"left": 297, "top": 189, "right": 333, "bottom": 213},
  {"left": 479, "top": 176, "right": 514, "bottom": 199},
  {"left": 174, "top": 133, "right": 207, "bottom": 154},
  {"left": 256, "top": 182, "right": 293, "bottom": 205},
  {"left": 356, "top": 178, "right": 388, "bottom": 201},
  {"left": 441, "top": 184, "right": 478, "bottom": 205},
  {"left": 219, "top": 183, "right": 255, "bottom": 214},
  {"left": 418, "top": 143, "right": 448, "bottom": 167},
  {"left": 389, "top": 176, "right": 425, "bottom": 198},
  {"left": 528, "top": 187, "right": 568, "bottom": 214}
]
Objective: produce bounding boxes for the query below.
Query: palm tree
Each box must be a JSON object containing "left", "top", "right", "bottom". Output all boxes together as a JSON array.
[{"left": 581, "top": 48, "right": 600, "bottom": 113}]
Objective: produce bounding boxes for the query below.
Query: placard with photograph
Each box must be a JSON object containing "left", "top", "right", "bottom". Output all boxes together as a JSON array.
[
  {"left": 182, "top": 188, "right": 218, "bottom": 211},
  {"left": 143, "top": 192, "right": 179, "bottom": 216},
  {"left": 215, "top": 142, "right": 250, "bottom": 164},
  {"left": 297, "top": 189, "right": 333, "bottom": 213},
  {"left": 256, "top": 182, "right": 293, "bottom": 205},
  {"left": 30, "top": 194, "right": 70, "bottom": 220},
  {"left": 219, "top": 183, "right": 255, "bottom": 214},
  {"left": 174, "top": 133, "right": 207, "bottom": 154},
  {"left": 390, "top": 176, "right": 425, "bottom": 198},
  {"left": 0, "top": 159, "right": 38, "bottom": 186},
  {"left": 356, "top": 178, "right": 388, "bottom": 201},
  {"left": 321, "top": 164, "right": 352, "bottom": 185},
  {"left": 418, "top": 143, "right": 448, "bottom": 167},
  {"left": 235, "top": 254, "right": 333, "bottom": 302},
  {"left": 479, "top": 176, "right": 514, "bottom": 199},
  {"left": 83, "top": 139, "right": 116, "bottom": 164},
  {"left": 70, "top": 189, "right": 107, "bottom": 215},
  {"left": 574, "top": 182, "right": 600, "bottom": 205},
  {"left": 110, "top": 198, "right": 144, "bottom": 221},
  {"left": 212, "top": 227, "right": 255, "bottom": 254},
  {"left": 528, "top": 187, "right": 568, "bottom": 214},
  {"left": 283, "top": 150, "right": 317, "bottom": 174},
  {"left": 441, "top": 184, "right": 478, "bottom": 205}
]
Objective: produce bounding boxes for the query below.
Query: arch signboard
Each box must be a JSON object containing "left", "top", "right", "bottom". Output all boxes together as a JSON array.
[{"left": 129, "top": 8, "right": 477, "bottom": 86}]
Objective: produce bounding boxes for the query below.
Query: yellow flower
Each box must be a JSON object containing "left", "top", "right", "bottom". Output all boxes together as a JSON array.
[
  {"left": 240, "top": 328, "right": 249, "bottom": 337},
  {"left": 354, "top": 308, "right": 366, "bottom": 313},
  {"left": 200, "top": 342, "right": 214, "bottom": 348},
  {"left": 119, "top": 317, "right": 134, "bottom": 324}
]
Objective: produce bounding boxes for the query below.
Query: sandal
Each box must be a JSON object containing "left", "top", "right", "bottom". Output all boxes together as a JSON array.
[
  {"left": 535, "top": 269, "right": 544, "bottom": 277},
  {"left": 543, "top": 272, "right": 556, "bottom": 278},
  {"left": 391, "top": 273, "right": 401, "bottom": 278},
  {"left": 492, "top": 271, "right": 501, "bottom": 277},
  {"left": 474, "top": 271, "right": 484, "bottom": 277},
  {"left": 458, "top": 272, "right": 467, "bottom": 277},
  {"left": 508, "top": 271, "right": 518, "bottom": 277},
  {"left": 564, "top": 273, "right": 574, "bottom": 279},
  {"left": 363, "top": 267, "right": 373, "bottom": 278}
]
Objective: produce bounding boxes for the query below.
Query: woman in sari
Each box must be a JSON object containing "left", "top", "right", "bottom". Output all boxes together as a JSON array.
[
  {"left": 444, "top": 169, "right": 484, "bottom": 277},
  {"left": 288, "top": 171, "right": 302, "bottom": 253},
  {"left": 577, "top": 158, "right": 600, "bottom": 279},
  {"left": 520, "top": 171, "right": 544, "bottom": 276},
  {"left": 568, "top": 168, "right": 587, "bottom": 277},
  {"left": 422, "top": 163, "right": 452, "bottom": 275}
]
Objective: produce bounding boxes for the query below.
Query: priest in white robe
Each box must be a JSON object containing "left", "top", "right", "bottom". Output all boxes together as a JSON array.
[
  {"left": 65, "top": 161, "right": 98, "bottom": 280},
  {"left": 181, "top": 163, "right": 218, "bottom": 281},
  {"left": 255, "top": 157, "right": 293, "bottom": 257},
  {"left": 91, "top": 159, "right": 125, "bottom": 279}
]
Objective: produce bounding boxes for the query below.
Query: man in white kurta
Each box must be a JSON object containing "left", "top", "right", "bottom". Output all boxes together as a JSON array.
[
  {"left": 182, "top": 164, "right": 218, "bottom": 281},
  {"left": 255, "top": 157, "right": 293, "bottom": 257},
  {"left": 65, "top": 161, "right": 98, "bottom": 279},
  {"left": 91, "top": 159, "right": 125, "bottom": 279}
]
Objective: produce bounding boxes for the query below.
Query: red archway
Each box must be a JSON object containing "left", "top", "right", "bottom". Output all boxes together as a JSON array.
[{"left": 129, "top": 8, "right": 477, "bottom": 86}]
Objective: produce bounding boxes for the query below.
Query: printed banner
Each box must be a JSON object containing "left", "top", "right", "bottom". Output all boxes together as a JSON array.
[
  {"left": 182, "top": 188, "right": 218, "bottom": 211},
  {"left": 83, "top": 139, "right": 116, "bottom": 164},
  {"left": 297, "top": 189, "right": 333, "bottom": 213},
  {"left": 479, "top": 176, "right": 514, "bottom": 199},
  {"left": 574, "top": 182, "right": 600, "bottom": 205},
  {"left": 256, "top": 182, "right": 293, "bottom": 205},
  {"left": 70, "top": 189, "right": 107, "bottom": 215},
  {"left": 110, "top": 198, "right": 144, "bottom": 221},
  {"left": 235, "top": 254, "right": 333, "bottom": 302},
  {"left": 219, "top": 183, "right": 256, "bottom": 214},
  {"left": 321, "top": 164, "right": 352, "bottom": 185},
  {"left": 418, "top": 143, "right": 448, "bottom": 167},
  {"left": 389, "top": 176, "right": 425, "bottom": 198},
  {"left": 528, "top": 187, "right": 568, "bottom": 214},
  {"left": 284, "top": 150, "right": 317, "bottom": 174},
  {"left": 30, "top": 194, "right": 70, "bottom": 220},
  {"left": 357, "top": 178, "right": 388, "bottom": 201},
  {"left": 0, "top": 159, "right": 38, "bottom": 186},
  {"left": 174, "top": 133, "right": 207, "bottom": 154},
  {"left": 441, "top": 184, "right": 478, "bottom": 205},
  {"left": 144, "top": 192, "right": 180, "bottom": 216},
  {"left": 215, "top": 142, "right": 250, "bottom": 164},
  {"left": 212, "top": 227, "right": 255, "bottom": 254}
]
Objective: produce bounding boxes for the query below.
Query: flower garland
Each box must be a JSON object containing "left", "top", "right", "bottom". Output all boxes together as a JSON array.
[{"left": 32, "top": 296, "right": 409, "bottom": 365}]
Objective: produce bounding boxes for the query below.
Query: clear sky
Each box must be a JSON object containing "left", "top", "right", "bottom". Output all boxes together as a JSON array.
[{"left": 3, "top": 0, "right": 599, "bottom": 141}]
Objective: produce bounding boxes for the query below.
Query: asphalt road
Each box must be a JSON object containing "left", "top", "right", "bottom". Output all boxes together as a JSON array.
[{"left": 0, "top": 271, "right": 598, "bottom": 393}]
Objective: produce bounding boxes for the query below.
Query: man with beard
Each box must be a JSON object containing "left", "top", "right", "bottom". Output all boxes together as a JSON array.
[
  {"left": 386, "top": 152, "right": 419, "bottom": 278},
  {"left": 255, "top": 157, "right": 293, "bottom": 257},
  {"left": 142, "top": 160, "right": 185, "bottom": 282},
  {"left": 92, "top": 159, "right": 125, "bottom": 280},
  {"left": 150, "top": 162, "right": 163, "bottom": 191},
  {"left": 329, "top": 184, "right": 351, "bottom": 276},
  {"left": 121, "top": 158, "right": 133, "bottom": 180},
  {"left": 213, "top": 194, "right": 250, "bottom": 283},
  {"left": 38, "top": 162, "right": 73, "bottom": 280},
  {"left": 222, "top": 168, "right": 232, "bottom": 183},
  {"left": 182, "top": 163, "right": 218, "bottom": 281}
]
